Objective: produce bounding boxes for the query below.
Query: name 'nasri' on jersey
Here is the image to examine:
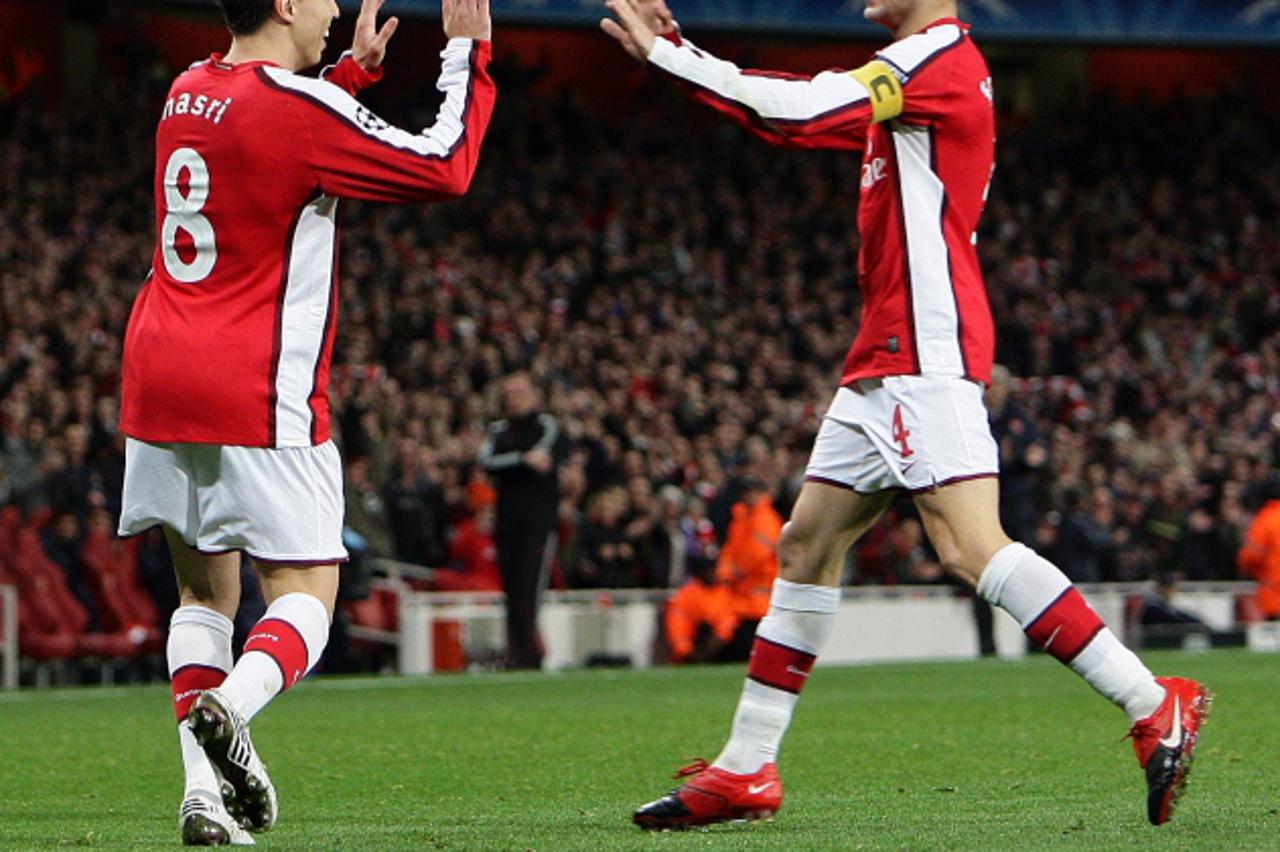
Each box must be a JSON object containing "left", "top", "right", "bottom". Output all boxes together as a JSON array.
[{"left": 121, "top": 41, "right": 497, "bottom": 449}]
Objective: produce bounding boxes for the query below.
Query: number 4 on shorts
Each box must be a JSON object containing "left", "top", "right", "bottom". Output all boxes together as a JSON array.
[{"left": 892, "top": 403, "right": 913, "bottom": 458}]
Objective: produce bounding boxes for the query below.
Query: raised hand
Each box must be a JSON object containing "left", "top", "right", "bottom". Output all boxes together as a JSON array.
[
  {"left": 601, "top": 0, "right": 672, "bottom": 62},
  {"left": 352, "top": 0, "right": 399, "bottom": 72},
  {"left": 444, "top": 0, "right": 492, "bottom": 41},
  {"left": 631, "top": 0, "right": 676, "bottom": 34}
]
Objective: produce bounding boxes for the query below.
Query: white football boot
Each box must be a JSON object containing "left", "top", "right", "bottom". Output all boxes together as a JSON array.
[
  {"left": 180, "top": 789, "right": 255, "bottom": 846},
  {"left": 188, "top": 689, "right": 278, "bottom": 832}
]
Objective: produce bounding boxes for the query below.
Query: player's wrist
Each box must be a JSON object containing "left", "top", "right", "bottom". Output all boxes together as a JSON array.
[
  {"left": 351, "top": 54, "right": 385, "bottom": 79},
  {"left": 646, "top": 34, "right": 678, "bottom": 66},
  {"left": 444, "top": 35, "right": 488, "bottom": 51}
]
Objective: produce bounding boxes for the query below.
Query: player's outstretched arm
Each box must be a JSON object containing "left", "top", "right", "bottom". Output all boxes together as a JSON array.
[
  {"left": 601, "top": 0, "right": 888, "bottom": 151},
  {"left": 268, "top": 0, "right": 496, "bottom": 203}
]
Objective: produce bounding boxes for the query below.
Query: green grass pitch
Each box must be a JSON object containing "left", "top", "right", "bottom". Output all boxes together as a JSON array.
[{"left": 2, "top": 649, "right": 1276, "bottom": 849}]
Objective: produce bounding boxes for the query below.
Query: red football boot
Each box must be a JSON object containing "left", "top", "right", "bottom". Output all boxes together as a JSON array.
[
  {"left": 1128, "top": 676, "right": 1212, "bottom": 825},
  {"left": 633, "top": 759, "right": 782, "bottom": 830}
]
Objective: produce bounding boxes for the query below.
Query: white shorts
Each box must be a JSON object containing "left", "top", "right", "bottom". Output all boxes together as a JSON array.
[
  {"left": 804, "top": 376, "right": 999, "bottom": 494},
  {"left": 119, "top": 438, "right": 347, "bottom": 563}
]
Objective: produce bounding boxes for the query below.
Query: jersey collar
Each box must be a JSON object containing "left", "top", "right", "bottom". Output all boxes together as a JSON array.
[
  {"left": 918, "top": 17, "right": 971, "bottom": 34},
  {"left": 207, "top": 53, "right": 280, "bottom": 72}
]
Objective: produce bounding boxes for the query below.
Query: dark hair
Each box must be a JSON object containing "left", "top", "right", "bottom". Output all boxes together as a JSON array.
[{"left": 215, "top": 0, "right": 275, "bottom": 35}]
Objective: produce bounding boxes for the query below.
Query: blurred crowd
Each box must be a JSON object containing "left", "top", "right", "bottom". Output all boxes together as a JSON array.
[{"left": 2, "top": 56, "right": 1279, "bottom": 642}]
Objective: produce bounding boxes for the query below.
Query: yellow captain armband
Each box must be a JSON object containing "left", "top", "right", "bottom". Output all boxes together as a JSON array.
[{"left": 849, "top": 59, "right": 904, "bottom": 124}]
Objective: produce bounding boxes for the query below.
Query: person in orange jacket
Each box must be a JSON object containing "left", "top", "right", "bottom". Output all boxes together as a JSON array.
[
  {"left": 1238, "top": 496, "right": 1280, "bottom": 620},
  {"left": 716, "top": 478, "right": 784, "bottom": 623},
  {"left": 666, "top": 559, "right": 740, "bottom": 663}
]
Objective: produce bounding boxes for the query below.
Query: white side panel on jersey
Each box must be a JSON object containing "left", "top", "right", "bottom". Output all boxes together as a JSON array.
[
  {"left": 260, "top": 37, "right": 474, "bottom": 157},
  {"left": 877, "top": 24, "right": 963, "bottom": 80},
  {"left": 893, "top": 125, "right": 963, "bottom": 376},
  {"left": 274, "top": 195, "right": 337, "bottom": 446},
  {"left": 648, "top": 37, "right": 870, "bottom": 122}
]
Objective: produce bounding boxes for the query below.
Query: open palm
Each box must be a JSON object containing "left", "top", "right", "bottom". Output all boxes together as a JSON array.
[{"left": 353, "top": 0, "right": 400, "bottom": 71}]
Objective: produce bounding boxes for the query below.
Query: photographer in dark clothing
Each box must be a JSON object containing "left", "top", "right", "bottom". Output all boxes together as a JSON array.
[{"left": 479, "top": 372, "right": 560, "bottom": 670}]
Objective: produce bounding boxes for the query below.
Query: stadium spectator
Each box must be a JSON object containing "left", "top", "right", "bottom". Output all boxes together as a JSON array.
[
  {"left": 650, "top": 484, "right": 691, "bottom": 588},
  {"left": 384, "top": 438, "right": 447, "bottom": 567},
  {"left": 665, "top": 555, "right": 740, "bottom": 663},
  {"left": 1138, "top": 573, "right": 1210, "bottom": 644},
  {"left": 1238, "top": 484, "right": 1280, "bottom": 620},
  {"left": 40, "top": 510, "right": 96, "bottom": 628},
  {"left": 714, "top": 477, "right": 783, "bottom": 624},
  {"left": 1049, "top": 487, "right": 1112, "bottom": 584},
  {"left": 344, "top": 454, "right": 394, "bottom": 559},
  {"left": 986, "top": 364, "right": 1046, "bottom": 545},
  {"left": 479, "top": 371, "right": 561, "bottom": 669},
  {"left": 887, "top": 516, "right": 944, "bottom": 584},
  {"left": 573, "top": 485, "right": 638, "bottom": 588},
  {"left": 433, "top": 504, "right": 502, "bottom": 592}
]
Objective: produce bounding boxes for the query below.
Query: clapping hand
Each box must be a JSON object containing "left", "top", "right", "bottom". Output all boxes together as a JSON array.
[
  {"left": 444, "top": 0, "right": 493, "bottom": 41},
  {"left": 601, "top": 0, "right": 676, "bottom": 62},
  {"left": 352, "top": 0, "right": 399, "bottom": 72}
]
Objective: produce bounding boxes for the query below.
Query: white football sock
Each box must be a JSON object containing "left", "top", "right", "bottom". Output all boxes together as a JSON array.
[
  {"left": 218, "top": 592, "right": 330, "bottom": 722},
  {"left": 167, "top": 606, "right": 233, "bottom": 795},
  {"left": 178, "top": 722, "right": 219, "bottom": 796},
  {"left": 977, "top": 542, "right": 1165, "bottom": 721},
  {"left": 713, "top": 579, "right": 839, "bottom": 774}
]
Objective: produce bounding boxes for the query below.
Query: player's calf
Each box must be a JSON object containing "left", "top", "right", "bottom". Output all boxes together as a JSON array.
[{"left": 215, "top": 591, "right": 331, "bottom": 722}]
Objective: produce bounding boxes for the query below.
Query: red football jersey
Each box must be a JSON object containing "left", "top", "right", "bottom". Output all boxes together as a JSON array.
[
  {"left": 121, "top": 40, "right": 496, "bottom": 448},
  {"left": 648, "top": 18, "right": 996, "bottom": 384}
]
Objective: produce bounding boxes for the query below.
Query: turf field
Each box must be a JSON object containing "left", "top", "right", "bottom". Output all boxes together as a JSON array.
[{"left": 1, "top": 649, "right": 1275, "bottom": 849}]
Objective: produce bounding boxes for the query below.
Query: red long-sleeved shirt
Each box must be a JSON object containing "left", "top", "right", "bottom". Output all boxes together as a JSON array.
[
  {"left": 121, "top": 40, "right": 496, "bottom": 447},
  {"left": 649, "top": 18, "right": 996, "bottom": 385}
]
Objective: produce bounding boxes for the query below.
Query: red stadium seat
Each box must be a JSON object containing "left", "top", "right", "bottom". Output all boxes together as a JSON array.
[
  {"left": 81, "top": 527, "right": 162, "bottom": 652},
  {"left": 14, "top": 528, "right": 89, "bottom": 636},
  {"left": 10, "top": 566, "right": 81, "bottom": 663},
  {"left": 346, "top": 587, "right": 400, "bottom": 633},
  {"left": 12, "top": 525, "right": 151, "bottom": 667},
  {"left": 0, "top": 506, "right": 22, "bottom": 553}
]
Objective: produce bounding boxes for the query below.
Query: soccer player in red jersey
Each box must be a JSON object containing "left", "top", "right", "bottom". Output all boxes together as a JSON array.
[
  {"left": 117, "top": 0, "right": 495, "bottom": 843},
  {"left": 603, "top": 0, "right": 1209, "bottom": 830}
]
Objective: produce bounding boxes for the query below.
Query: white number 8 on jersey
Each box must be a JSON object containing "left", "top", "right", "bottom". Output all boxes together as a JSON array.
[{"left": 161, "top": 147, "right": 217, "bottom": 283}]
